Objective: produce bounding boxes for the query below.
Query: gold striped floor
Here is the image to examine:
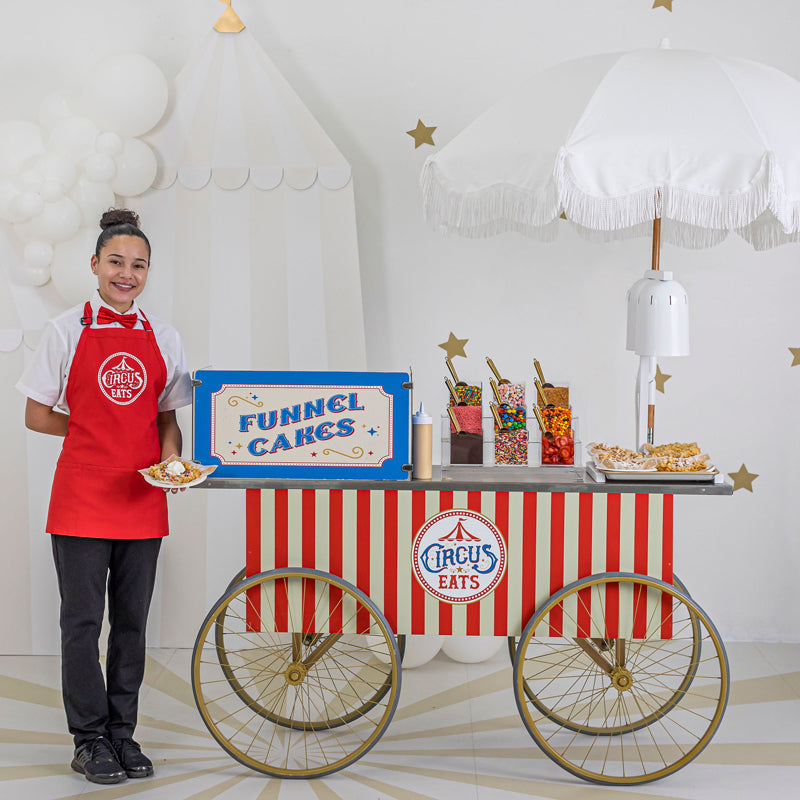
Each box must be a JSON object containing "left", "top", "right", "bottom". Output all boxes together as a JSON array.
[{"left": 1, "top": 642, "right": 798, "bottom": 799}]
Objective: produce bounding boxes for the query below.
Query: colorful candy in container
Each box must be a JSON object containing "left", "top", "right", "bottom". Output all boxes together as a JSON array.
[
  {"left": 444, "top": 366, "right": 484, "bottom": 465},
  {"left": 446, "top": 358, "right": 481, "bottom": 407},
  {"left": 532, "top": 361, "right": 578, "bottom": 466},
  {"left": 487, "top": 358, "right": 529, "bottom": 466},
  {"left": 491, "top": 403, "right": 528, "bottom": 465}
]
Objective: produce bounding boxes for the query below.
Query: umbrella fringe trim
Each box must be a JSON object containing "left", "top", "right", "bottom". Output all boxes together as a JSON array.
[{"left": 422, "top": 150, "right": 800, "bottom": 246}]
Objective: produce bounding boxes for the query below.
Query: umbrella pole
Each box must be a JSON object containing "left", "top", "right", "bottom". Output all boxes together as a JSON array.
[
  {"left": 636, "top": 217, "right": 661, "bottom": 449},
  {"left": 646, "top": 216, "right": 661, "bottom": 445}
]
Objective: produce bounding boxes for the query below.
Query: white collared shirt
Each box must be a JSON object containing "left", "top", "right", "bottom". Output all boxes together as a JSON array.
[{"left": 16, "top": 291, "right": 192, "bottom": 414}]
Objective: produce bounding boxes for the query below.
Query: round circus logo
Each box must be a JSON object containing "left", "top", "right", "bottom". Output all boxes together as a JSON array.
[
  {"left": 98, "top": 352, "right": 148, "bottom": 405},
  {"left": 412, "top": 509, "right": 507, "bottom": 604}
]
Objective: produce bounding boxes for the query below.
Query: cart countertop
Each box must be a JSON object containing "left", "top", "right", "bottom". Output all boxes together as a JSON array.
[{"left": 202, "top": 466, "right": 733, "bottom": 495}]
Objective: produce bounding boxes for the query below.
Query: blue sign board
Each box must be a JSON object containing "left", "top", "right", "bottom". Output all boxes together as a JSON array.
[{"left": 193, "top": 370, "right": 411, "bottom": 479}]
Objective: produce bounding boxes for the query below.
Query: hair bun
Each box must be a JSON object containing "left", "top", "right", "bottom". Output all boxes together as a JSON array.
[{"left": 99, "top": 208, "right": 141, "bottom": 231}]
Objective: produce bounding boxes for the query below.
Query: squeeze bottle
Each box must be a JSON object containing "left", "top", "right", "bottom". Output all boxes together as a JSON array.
[{"left": 412, "top": 402, "right": 433, "bottom": 480}]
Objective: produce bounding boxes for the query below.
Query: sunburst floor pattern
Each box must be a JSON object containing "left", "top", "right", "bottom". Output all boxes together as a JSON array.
[{"left": 1, "top": 642, "right": 799, "bottom": 800}]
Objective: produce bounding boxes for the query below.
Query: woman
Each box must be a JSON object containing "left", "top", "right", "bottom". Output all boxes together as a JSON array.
[{"left": 16, "top": 209, "right": 192, "bottom": 785}]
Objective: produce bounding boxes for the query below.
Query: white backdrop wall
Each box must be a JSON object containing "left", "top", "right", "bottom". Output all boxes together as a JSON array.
[{"left": 2, "top": 0, "right": 799, "bottom": 652}]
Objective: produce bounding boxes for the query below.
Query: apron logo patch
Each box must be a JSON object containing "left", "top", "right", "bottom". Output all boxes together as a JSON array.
[
  {"left": 98, "top": 352, "right": 148, "bottom": 405},
  {"left": 412, "top": 509, "right": 507, "bottom": 604}
]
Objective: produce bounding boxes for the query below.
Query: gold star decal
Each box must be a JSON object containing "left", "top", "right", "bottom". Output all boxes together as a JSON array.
[
  {"left": 438, "top": 332, "right": 468, "bottom": 359},
  {"left": 652, "top": 0, "right": 673, "bottom": 10},
  {"left": 789, "top": 346, "right": 800, "bottom": 366},
  {"left": 407, "top": 119, "right": 437, "bottom": 149},
  {"left": 729, "top": 464, "right": 758, "bottom": 492},
  {"left": 654, "top": 364, "right": 671, "bottom": 393}
]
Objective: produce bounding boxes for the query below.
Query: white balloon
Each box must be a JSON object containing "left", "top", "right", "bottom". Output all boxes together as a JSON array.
[
  {"left": 0, "top": 120, "right": 45, "bottom": 177},
  {"left": 83, "top": 53, "right": 168, "bottom": 137},
  {"left": 38, "top": 91, "right": 73, "bottom": 130},
  {"left": 68, "top": 177, "right": 116, "bottom": 227},
  {"left": 441, "top": 636, "right": 505, "bottom": 664},
  {"left": 401, "top": 636, "right": 444, "bottom": 669},
  {"left": 32, "top": 152, "right": 77, "bottom": 193},
  {"left": 51, "top": 227, "right": 99, "bottom": 305},
  {"left": 83, "top": 153, "right": 116, "bottom": 183},
  {"left": 22, "top": 263, "right": 51, "bottom": 286},
  {"left": 21, "top": 196, "right": 82, "bottom": 243},
  {"left": 13, "top": 191, "right": 44, "bottom": 220},
  {"left": 49, "top": 116, "right": 100, "bottom": 162},
  {"left": 41, "top": 179, "right": 65, "bottom": 202},
  {"left": 24, "top": 241, "right": 54, "bottom": 268},
  {"left": 0, "top": 179, "right": 22, "bottom": 221},
  {"left": 111, "top": 138, "right": 157, "bottom": 196},
  {"left": 17, "top": 168, "right": 44, "bottom": 192},
  {"left": 95, "top": 131, "right": 123, "bottom": 157}
]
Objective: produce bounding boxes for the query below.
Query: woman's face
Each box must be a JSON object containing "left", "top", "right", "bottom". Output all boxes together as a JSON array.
[{"left": 90, "top": 235, "right": 150, "bottom": 313}]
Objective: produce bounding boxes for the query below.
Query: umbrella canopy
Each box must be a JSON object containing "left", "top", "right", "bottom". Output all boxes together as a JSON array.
[{"left": 422, "top": 42, "right": 800, "bottom": 250}]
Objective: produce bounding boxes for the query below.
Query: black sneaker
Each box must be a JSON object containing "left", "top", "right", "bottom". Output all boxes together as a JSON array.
[
  {"left": 112, "top": 737, "right": 154, "bottom": 778},
  {"left": 71, "top": 736, "right": 127, "bottom": 784}
]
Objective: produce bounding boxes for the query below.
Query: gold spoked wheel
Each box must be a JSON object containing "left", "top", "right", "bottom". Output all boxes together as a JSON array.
[
  {"left": 513, "top": 572, "right": 729, "bottom": 785},
  {"left": 213, "top": 568, "right": 405, "bottom": 729},
  {"left": 193, "top": 568, "right": 402, "bottom": 778},
  {"left": 508, "top": 574, "right": 701, "bottom": 736}
]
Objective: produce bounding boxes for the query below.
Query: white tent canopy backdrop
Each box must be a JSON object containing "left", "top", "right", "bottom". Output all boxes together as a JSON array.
[{"left": 142, "top": 27, "right": 365, "bottom": 373}]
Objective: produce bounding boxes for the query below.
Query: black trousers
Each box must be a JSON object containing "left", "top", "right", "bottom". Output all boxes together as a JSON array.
[{"left": 51, "top": 534, "right": 162, "bottom": 747}]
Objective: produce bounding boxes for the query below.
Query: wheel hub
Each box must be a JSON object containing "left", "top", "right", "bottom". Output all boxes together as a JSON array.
[
  {"left": 284, "top": 661, "right": 308, "bottom": 686},
  {"left": 609, "top": 666, "right": 633, "bottom": 692}
]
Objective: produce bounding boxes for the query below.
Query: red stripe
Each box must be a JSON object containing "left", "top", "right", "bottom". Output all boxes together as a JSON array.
[
  {"left": 577, "top": 494, "right": 593, "bottom": 637},
  {"left": 437, "top": 492, "right": 454, "bottom": 636},
  {"left": 383, "top": 491, "right": 399, "bottom": 633},
  {"left": 520, "top": 492, "right": 537, "bottom": 633},
  {"left": 328, "top": 490, "right": 343, "bottom": 633},
  {"left": 274, "top": 489, "right": 289, "bottom": 631},
  {"left": 492, "top": 492, "right": 509, "bottom": 636},
  {"left": 245, "top": 489, "right": 261, "bottom": 632},
  {"left": 605, "top": 494, "right": 621, "bottom": 638},
  {"left": 548, "top": 494, "right": 565, "bottom": 636},
  {"left": 410, "top": 492, "right": 427, "bottom": 634},
  {"left": 662, "top": 494, "right": 674, "bottom": 638},
  {"left": 356, "top": 491, "right": 371, "bottom": 632},
  {"left": 302, "top": 490, "right": 316, "bottom": 568},
  {"left": 633, "top": 494, "right": 649, "bottom": 637},
  {"left": 466, "top": 492, "right": 483, "bottom": 635},
  {"left": 302, "top": 491, "right": 316, "bottom": 632}
]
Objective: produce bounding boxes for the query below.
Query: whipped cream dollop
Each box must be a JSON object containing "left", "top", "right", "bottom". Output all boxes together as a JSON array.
[{"left": 166, "top": 460, "right": 188, "bottom": 477}]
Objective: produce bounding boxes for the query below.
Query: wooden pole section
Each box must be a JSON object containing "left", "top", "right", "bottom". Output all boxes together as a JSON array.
[{"left": 651, "top": 216, "right": 661, "bottom": 271}]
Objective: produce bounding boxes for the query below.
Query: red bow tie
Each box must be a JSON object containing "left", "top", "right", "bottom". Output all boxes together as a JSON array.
[{"left": 96, "top": 307, "right": 139, "bottom": 328}]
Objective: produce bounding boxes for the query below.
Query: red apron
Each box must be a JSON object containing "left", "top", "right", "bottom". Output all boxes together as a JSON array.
[{"left": 47, "top": 302, "right": 169, "bottom": 539}]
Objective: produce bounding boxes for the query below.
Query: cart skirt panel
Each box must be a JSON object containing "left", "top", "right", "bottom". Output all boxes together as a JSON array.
[{"left": 245, "top": 488, "right": 673, "bottom": 637}]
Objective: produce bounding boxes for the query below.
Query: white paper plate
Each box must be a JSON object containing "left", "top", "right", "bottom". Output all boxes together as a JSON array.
[{"left": 138, "top": 459, "right": 217, "bottom": 489}]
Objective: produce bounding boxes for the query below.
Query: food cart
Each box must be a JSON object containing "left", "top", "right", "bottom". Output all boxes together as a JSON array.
[{"left": 189, "top": 369, "right": 731, "bottom": 785}]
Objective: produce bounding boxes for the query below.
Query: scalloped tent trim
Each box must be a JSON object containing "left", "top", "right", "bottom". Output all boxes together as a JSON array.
[{"left": 152, "top": 165, "right": 352, "bottom": 191}]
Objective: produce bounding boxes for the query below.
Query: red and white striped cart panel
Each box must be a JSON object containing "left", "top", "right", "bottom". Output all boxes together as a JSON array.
[{"left": 245, "top": 486, "right": 673, "bottom": 639}]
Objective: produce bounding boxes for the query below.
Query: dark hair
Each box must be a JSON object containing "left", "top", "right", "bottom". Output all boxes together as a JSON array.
[{"left": 95, "top": 208, "right": 151, "bottom": 259}]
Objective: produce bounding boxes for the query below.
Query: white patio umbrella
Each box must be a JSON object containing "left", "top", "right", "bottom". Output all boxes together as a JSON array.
[{"left": 422, "top": 41, "right": 800, "bottom": 446}]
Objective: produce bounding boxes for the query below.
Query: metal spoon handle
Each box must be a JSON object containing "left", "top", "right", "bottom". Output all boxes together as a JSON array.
[
  {"left": 445, "top": 378, "right": 461, "bottom": 405},
  {"left": 446, "top": 357, "right": 465, "bottom": 386},
  {"left": 447, "top": 406, "right": 462, "bottom": 434},
  {"left": 532, "top": 405, "right": 555, "bottom": 441},
  {"left": 491, "top": 404, "right": 506, "bottom": 430}
]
